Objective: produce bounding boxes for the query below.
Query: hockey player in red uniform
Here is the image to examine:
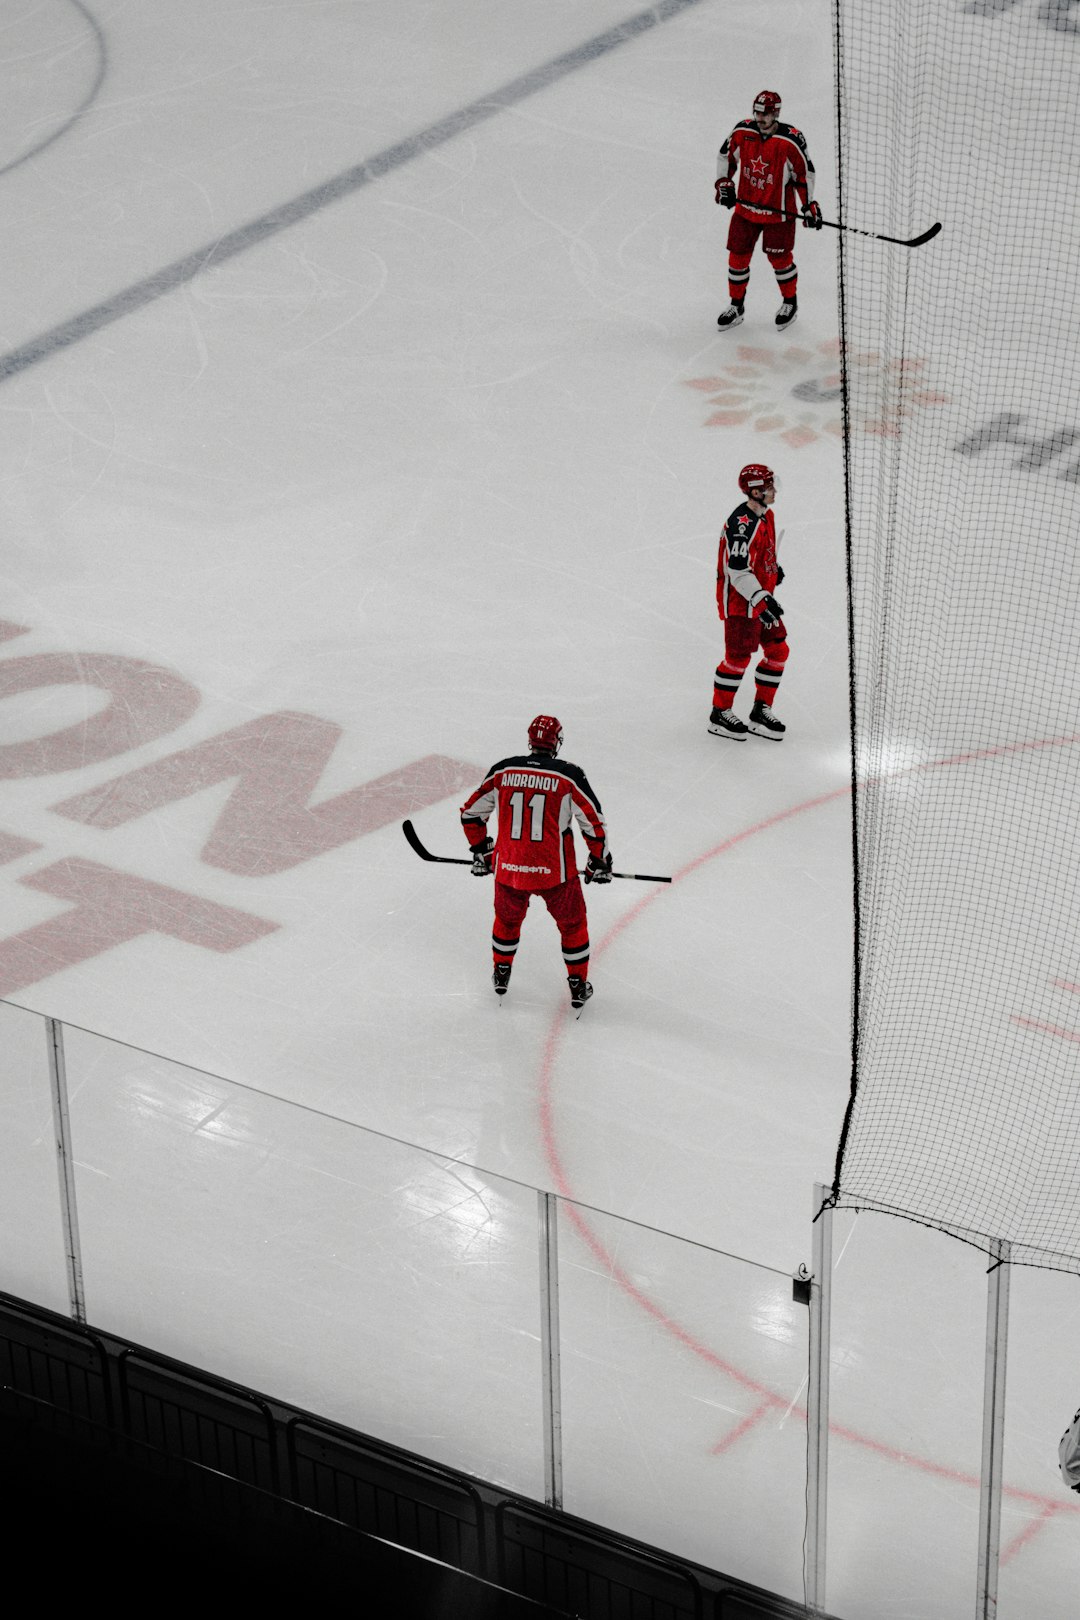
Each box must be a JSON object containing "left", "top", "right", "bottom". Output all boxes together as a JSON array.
[
  {"left": 1060, "top": 1404, "right": 1080, "bottom": 1492},
  {"left": 708, "top": 464, "right": 789, "bottom": 740},
  {"left": 714, "top": 89, "right": 821, "bottom": 331},
  {"left": 460, "top": 715, "right": 612, "bottom": 1008}
]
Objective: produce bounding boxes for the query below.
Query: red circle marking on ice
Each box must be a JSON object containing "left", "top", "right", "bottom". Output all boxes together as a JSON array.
[{"left": 537, "top": 735, "right": 1080, "bottom": 1540}]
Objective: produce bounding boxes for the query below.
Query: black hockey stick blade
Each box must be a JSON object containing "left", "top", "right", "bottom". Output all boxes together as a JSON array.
[
  {"left": 828, "top": 218, "right": 941, "bottom": 247},
  {"left": 900, "top": 220, "right": 942, "bottom": 246},
  {"left": 402, "top": 819, "right": 471, "bottom": 865}
]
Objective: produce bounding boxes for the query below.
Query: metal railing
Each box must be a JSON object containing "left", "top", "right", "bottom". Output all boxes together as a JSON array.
[{"left": 2, "top": 996, "right": 1068, "bottom": 1618}]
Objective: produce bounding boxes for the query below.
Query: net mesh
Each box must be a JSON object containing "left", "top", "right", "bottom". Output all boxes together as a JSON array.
[{"left": 831, "top": 0, "right": 1080, "bottom": 1272}]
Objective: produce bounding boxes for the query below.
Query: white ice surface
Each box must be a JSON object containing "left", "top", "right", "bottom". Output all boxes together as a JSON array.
[{"left": 1, "top": 4, "right": 1078, "bottom": 1616}]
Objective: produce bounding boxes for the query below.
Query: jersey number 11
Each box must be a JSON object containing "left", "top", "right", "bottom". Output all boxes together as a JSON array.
[{"left": 509, "top": 790, "right": 546, "bottom": 841}]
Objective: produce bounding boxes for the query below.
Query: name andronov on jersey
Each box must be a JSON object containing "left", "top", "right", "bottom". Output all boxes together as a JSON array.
[{"left": 501, "top": 772, "right": 559, "bottom": 790}]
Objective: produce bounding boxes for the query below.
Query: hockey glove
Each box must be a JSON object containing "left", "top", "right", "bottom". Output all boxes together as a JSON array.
[
  {"left": 775, "top": 564, "right": 785, "bottom": 586},
  {"left": 584, "top": 852, "right": 613, "bottom": 885},
  {"left": 715, "top": 178, "right": 736, "bottom": 208},
  {"left": 758, "top": 593, "right": 784, "bottom": 628},
  {"left": 470, "top": 836, "right": 494, "bottom": 876},
  {"left": 801, "top": 201, "right": 823, "bottom": 230}
]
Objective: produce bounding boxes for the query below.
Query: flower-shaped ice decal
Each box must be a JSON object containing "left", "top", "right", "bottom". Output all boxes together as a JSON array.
[{"left": 684, "top": 340, "right": 950, "bottom": 447}]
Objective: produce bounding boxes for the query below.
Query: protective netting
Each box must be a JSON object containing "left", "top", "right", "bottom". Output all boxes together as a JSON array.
[{"left": 830, "top": 0, "right": 1080, "bottom": 1271}]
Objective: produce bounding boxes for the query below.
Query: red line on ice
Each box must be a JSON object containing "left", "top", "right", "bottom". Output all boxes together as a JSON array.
[
  {"left": 1000, "top": 1501, "right": 1068, "bottom": 1566},
  {"left": 537, "top": 736, "right": 1080, "bottom": 1543},
  {"left": 710, "top": 1399, "right": 777, "bottom": 1457},
  {"left": 1012, "top": 1014, "right": 1080, "bottom": 1045}
]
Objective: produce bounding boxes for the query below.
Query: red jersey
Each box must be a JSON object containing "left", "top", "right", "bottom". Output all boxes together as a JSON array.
[
  {"left": 1061, "top": 1404, "right": 1080, "bottom": 1491},
  {"left": 717, "top": 502, "right": 779, "bottom": 621},
  {"left": 718, "top": 120, "right": 814, "bottom": 224},
  {"left": 460, "top": 752, "right": 608, "bottom": 892}
]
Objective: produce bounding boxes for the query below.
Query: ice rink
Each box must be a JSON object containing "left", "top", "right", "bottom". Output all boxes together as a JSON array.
[{"left": 2, "top": 3, "right": 1078, "bottom": 1615}]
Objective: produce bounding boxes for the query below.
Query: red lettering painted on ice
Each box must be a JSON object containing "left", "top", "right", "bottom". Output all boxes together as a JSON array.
[
  {"left": 53, "top": 712, "right": 478, "bottom": 875},
  {"left": 0, "top": 858, "right": 278, "bottom": 997},
  {"left": 0, "top": 653, "right": 200, "bottom": 778},
  {"left": 0, "top": 633, "right": 479, "bottom": 988}
]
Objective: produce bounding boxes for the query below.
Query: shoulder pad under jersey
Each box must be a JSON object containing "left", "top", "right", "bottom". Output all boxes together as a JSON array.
[
  {"left": 495, "top": 753, "right": 584, "bottom": 786},
  {"left": 559, "top": 757, "right": 604, "bottom": 811},
  {"left": 549, "top": 756, "right": 587, "bottom": 788},
  {"left": 777, "top": 121, "right": 808, "bottom": 150},
  {"left": 488, "top": 752, "right": 543, "bottom": 774},
  {"left": 725, "top": 504, "right": 758, "bottom": 550}
]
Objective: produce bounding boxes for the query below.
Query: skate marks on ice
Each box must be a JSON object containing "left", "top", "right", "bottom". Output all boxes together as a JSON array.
[{"left": 0, "top": 0, "right": 710, "bottom": 384}]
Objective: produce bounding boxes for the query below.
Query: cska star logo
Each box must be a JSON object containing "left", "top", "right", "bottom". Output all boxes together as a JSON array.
[
  {"left": 683, "top": 340, "right": 951, "bottom": 448},
  {"left": 744, "top": 154, "right": 770, "bottom": 189}
]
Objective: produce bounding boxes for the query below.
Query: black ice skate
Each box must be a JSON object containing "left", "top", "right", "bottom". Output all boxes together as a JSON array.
[
  {"left": 567, "top": 975, "right": 593, "bottom": 1010},
  {"left": 748, "top": 701, "right": 786, "bottom": 740},
  {"left": 717, "top": 301, "right": 745, "bottom": 331},
  {"left": 775, "top": 298, "right": 798, "bottom": 329},
  {"left": 492, "top": 963, "right": 512, "bottom": 995},
  {"left": 707, "top": 706, "right": 749, "bottom": 740}
]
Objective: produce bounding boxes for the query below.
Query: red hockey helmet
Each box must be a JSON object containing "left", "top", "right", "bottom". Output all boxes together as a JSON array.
[
  {"left": 528, "top": 714, "right": 563, "bottom": 755},
  {"left": 738, "top": 463, "right": 776, "bottom": 497},
  {"left": 753, "top": 90, "right": 781, "bottom": 119}
]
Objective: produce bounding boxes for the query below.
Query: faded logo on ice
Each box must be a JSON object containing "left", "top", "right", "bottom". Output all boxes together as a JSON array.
[
  {"left": 953, "top": 412, "right": 1080, "bottom": 483},
  {"left": 0, "top": 622, "right": 478, "bottom": 993},
  {"left": 684, "top": 340, "right": 950, "bottom": 448}
]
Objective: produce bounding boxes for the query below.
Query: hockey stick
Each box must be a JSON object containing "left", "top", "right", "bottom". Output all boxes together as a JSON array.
[
  {"left": 767, "top": 207, "right": 941, "bottom": 247},
  {"left": 828, "top": 217, "right": 940, "bottom": 247},
  {"left": 402, "top": 819, "right": 471, "bottom": 864},
  {"left": 402, "top": 820, "right": 671, "bottom": 882}
]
